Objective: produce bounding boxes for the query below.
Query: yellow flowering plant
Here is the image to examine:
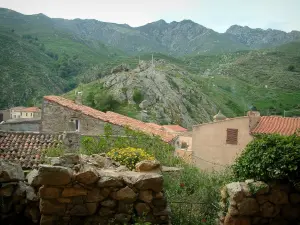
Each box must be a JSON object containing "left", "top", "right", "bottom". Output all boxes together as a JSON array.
[{"left": 107, "top": 147, "right": 155, "bottom": 170}]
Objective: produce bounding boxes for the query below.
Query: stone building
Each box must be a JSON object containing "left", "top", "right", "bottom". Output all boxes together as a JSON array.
[{"left": 41, "top": 96, "right": 175, "bottom": 143}]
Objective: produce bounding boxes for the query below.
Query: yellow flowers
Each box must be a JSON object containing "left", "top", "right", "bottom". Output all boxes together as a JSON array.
[{"left": 107, "top": 147, "right": 155, "bottom": 170}]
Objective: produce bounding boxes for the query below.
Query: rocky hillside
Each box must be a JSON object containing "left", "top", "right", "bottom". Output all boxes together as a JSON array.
[
  {"left": 66, "top": 42, "right": 300, "bottom": 127},
  {"left": 226, "top": 25, "right": 300, "bottom": 49}
]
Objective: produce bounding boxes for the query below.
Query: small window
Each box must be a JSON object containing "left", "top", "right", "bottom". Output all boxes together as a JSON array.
[
  {"left": 75, "top": 119, "right": 80, "bottom": 131},
  {"left": 226, "top": 128, "right": 238, "bottom": 145},
  {"left": 31, "top": 113, "right": 33, "bottom": 116},
  {"left": 26, "top": 113, "right": 28, "bottom": 116}
]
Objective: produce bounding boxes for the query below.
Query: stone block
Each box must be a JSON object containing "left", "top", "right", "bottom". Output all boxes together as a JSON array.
[
  {"left": 114, "top": 186, "right": 137, "bottom": 203},
  {"left": 115, "top": 213, "right": 131, "bottom": 223},
  {"left": 260, "top": 202, "right": 280, "bottom": 218},
  {"left": 57, "top": 198, "right": 72, "bottom": 203},
  {"left": 69, "top": 205, "right": 89, "bottom": 216},
  {"left": 40, "top": 186, "right": 62, "bottom": 199},
  {"left": 75, "top": 164, "right": 99, "bottom": 185},
  {"left": 290, "top": 193, "right": 300, "bottom": 204},
  {"left": 0, "top": 159, "right": 24, "bottom": 182},
  {"left": 38, "top": 165, "right": 73, "bottom": 186},
  {"left": 62, "top": 187, "right": 87, "bottom": 197},
  {"left": 40, "top": 215, "right": 57, "bottom": 225},
  {"left": 237, "top": 198, "right": 259, "bottom": 216},
  {"left": 97, "top": 171, "right": 124, "bottom": 187},
  {"left": 40, "top": 199, "right": 66, "bottom": 215},
  {"left": 269, "top": 189, "right": 289, "bottom": 204},
  {"left": 139, "top": 190, "right": 153, "bottom": 203},
  {"left": 86, "top": 188, "right": 106, "bottom": 202},
  {"left": 118, "top": 202, "right": 133, "bottom": 214},
  {"left": 86, "top": 202, "right": 98, "bottom": 215},
  {"left": 226, "top": 182, "right": 244, "bottom": 202},
  {"left": 101, "top": 199, "right": 117, "bottom": 208},
  {"left": 135, "top": 160, "right": 161, "bottom": 173},
  {"left": 224, "top": 215, "right": 251, "bottom": 225},
  {"left": 26, "top": 169, "right": 40, "bottom": 187},
  {"left": 135, "top": 202, "right": 151, "bottom": 216},
  {"left": 26, "top": 185, "right": 39, "bottom": 201},
  {"left": 98, "top": 207, "right": 115, "bottom": 216},
  {"left": 0, "top": 184, "right": 14, "bottom": 196}
]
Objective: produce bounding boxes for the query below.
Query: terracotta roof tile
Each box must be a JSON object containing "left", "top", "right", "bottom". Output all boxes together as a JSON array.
[
  {"left": 20, "top": 107, "right": 41, "bottom": 112},
  {"left": 44, "top": 96, "right": 176, "bottom": 142},
  {"left": 251, "top": 116, "right": 300, "bottom": 136},
  {"left": 44, "top": 96, "right": 108, "bottom": 121},
  {"left": 163, "top": 125, "right": 188, "bottom": 133},
  {"left": 0, "top": 132, "right": 63, "bottom": 169},
  {"left": 106, "top": 111, "right": 176, "bottom": 142}
]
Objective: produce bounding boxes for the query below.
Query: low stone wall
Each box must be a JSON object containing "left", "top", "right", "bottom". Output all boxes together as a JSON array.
[
  {"left": 1, "top": 155, "right": 171, "bottom": 225},
  {"left": 219, "top": 180, "right": 300, "bottom": 225}
]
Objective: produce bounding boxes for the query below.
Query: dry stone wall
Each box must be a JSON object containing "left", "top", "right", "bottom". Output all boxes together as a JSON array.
[
  {"left": 1, "top": 154, "right": 171, "bottom": 225},
  {"left": 219, "top": 180, "right": 300, "bottom": 225}
]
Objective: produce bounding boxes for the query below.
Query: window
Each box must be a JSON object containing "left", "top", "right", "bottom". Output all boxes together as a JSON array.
[
  {"left": 26, "top": 113, "right": 28, "bottom": 116},
  {"left": 31, "top": 113, "right": 33, "bottom": 117},
  {"left": 226, "top": 128, "right": 238, "bottom": 145},
  {"left": 75, "top": 119, "right": 80, "bottom": 132}
]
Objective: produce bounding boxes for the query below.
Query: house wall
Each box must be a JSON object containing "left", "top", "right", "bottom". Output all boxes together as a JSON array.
[
  {"left": 11, "top": 110, "right": 22, "bottom": 119},
  {"left": 41, "top": 100, "right": 122, "bottom": 135},
  {"left": 192, "top": 117, "right": 253, "bottom": 171},
  {"left": 0, "top": 121, "right": 40, "bottom": 132},
  {"left": 0, "top": 109, "right": 10, "bottom": 121}
]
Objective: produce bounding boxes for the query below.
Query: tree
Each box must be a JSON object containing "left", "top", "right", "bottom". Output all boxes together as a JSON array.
[{"left": 288, "top": 65, "right": 295, "bottom": 71}]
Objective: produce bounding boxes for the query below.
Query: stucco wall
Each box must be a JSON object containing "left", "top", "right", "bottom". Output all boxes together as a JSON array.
[
  {"left": 192, "top": 117, "right": 253, "bottom": 171},
  {"left": 41, "top": 100, "right": 122, "bottom": 135}
]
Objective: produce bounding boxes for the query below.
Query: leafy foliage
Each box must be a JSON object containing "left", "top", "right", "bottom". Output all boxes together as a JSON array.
[
  {"left": 44, "top": 146, "right": 65, "bottom": 157},
  {"left": 133, "top": 89, "right": 144, "bottom": 104},
  {"left": 80, "top": 124, "right": 232, "bottom": 225},
  {"left": 107, "top": 147, "right": 154, "bottom": 170},
  {"left": 232, "top": 134, "right": 300, "bottom": 182},
  {"left": 288, "top": 65, "right": 295, "bottom": 71}
]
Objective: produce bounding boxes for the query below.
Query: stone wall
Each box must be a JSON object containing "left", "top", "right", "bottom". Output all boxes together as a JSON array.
[
  {"left": 41, "top": 100, "right": 123, "bottom": 135},
  {"left": 1, "top": 155, "right": 171, "bottom": 225},
  {"left": 0, "top": 119, "right": 40, "bottom": 132},
  {"left": 219, "top": 180, "right": 300, "bottom": 225}
]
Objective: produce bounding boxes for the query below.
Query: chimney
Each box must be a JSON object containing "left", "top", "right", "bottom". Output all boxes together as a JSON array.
[
  {"left": 247, "top": 110, "right": 261, "bottom": 131},
  {"left": 75, "top": 91, "right": 83, "bottom": 105}
]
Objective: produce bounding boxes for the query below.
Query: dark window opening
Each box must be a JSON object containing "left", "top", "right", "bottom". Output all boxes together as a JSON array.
[{"left": 226, "top": 128, "right": 238, "bottom": 145}]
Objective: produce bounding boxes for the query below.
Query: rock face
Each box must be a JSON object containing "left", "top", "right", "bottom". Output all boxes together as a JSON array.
[
  {"left": 0, "top": 155, "right": 171, "bottom": 225},
  {"left": 0, "top": 159, "right": 24, "bottom": 181},
  {"left": 219, "top": 180, "right": 300, "bottom": 225}
]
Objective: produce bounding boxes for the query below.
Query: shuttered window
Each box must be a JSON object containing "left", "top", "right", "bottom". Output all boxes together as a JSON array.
[{"left": 226, "top": 128, "right": 238, "bottom": 145}]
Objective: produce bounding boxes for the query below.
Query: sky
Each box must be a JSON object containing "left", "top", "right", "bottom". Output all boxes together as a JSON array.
[{"left": 0, "top": 0, "right": 299, "bottom": 32}]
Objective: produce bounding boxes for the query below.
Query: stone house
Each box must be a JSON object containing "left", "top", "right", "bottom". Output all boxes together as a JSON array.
[
  {"left": 174, "top": 131, "right": 193, "bottom": 163},
  {"left": 0, "top": 118, "right": 40, "bottom": 132},
  {"left": 41, "top": 96, "right": 176, "bottom": 143},
  {"left": 192, "top": 111, "right": 300, "bottom": 171}
]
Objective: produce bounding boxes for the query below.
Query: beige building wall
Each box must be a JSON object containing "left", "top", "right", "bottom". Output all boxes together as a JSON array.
[{"left": 192, "top": 117, "right": 253, "bottom": 171}]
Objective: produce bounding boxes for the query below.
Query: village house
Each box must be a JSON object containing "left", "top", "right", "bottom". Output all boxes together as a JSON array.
[
  {"left": 192, "top": 111, "right": 300, "bottom": 171},
  {"left": 41, "top": 95, "right": 176, "bottom": 143},
  {"left": 10, "top": 106, "right": 41, "bottom": 119}
]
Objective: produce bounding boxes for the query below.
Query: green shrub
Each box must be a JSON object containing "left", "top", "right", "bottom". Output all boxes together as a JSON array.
[
  {"left": 133, "top": 89, "right": 144, "bottom": 104},
  {"left": 107, "top": 147, "right": 154, "bottom": 170},
  {"left": 44, "top": 146, "right": 64, "bottom": 157},
  {"left": 288, "top": 65, "right": 295, "bottom": 71},
  {"left": 232, "top": 133, "right": 300, "bottom": 182}
]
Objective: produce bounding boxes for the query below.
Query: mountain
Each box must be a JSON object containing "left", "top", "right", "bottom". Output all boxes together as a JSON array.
[
  {"left": 1, "top": 8, "right": 300, "bottom": 57},
  {"left": 226, "top": 25, "right": 300, "bottom": 49}
]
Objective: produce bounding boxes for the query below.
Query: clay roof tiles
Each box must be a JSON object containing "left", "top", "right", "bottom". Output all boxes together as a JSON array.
[
  {"left": 0, "top": 132, "right": 63, "bottom": 169},
  {"left": 163, "top": 125, "right": 188, "bottom": 133},
  {"left": 251, "top": 116, "right": 300, "bottom": 136},
  {"left": 44, "top": 96, "right": 176, "bottom": 142}
]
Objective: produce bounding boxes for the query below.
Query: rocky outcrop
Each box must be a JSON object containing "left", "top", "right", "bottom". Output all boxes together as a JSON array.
[{"left": 219, "top": 180, "right": 300, "bottom": 225}]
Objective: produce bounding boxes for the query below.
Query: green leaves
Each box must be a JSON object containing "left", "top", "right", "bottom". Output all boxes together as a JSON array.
[{"left": 233, "top": 134, "right": 300, "bottom": 182}]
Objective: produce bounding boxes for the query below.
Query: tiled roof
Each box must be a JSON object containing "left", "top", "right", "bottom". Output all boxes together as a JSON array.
[
  {"left": 146, "top": 123, "right": 164, "bottom": 130},
  {"left": 20, "top": 107, "right": 41, "bottom": 112},
  {"left": 251, "top": 116, "right": 300, "bottom": 136},
  {"left": 0, "top": 132, "right": 63, "bottom": 169},
  {"left": 44, "top": 96, "right": 108, "bottom": 121},
  {"left": 106, "top": 111, "right": 176, "bottom": 142},
  {"left": 44, "top": 96, "right": 176, "bottom": 142},
  {"left": 163, "top": 125, "right": 187, "bottom": 133}
]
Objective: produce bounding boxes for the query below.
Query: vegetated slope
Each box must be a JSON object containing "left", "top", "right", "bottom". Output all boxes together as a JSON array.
[
  {"left": 184, "top": 42, "right": 300, "bottom": 116},
  {"left": 0, "top": 30, "right": 66, "bottom": 109}
]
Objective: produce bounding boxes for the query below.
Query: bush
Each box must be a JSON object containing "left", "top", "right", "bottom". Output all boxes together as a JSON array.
[
  {"left": 133, "top": 89, "right": 144, "bottom": 104},
  {"left": 107, "top": 147, "right": 154, "bottom": 170},
  {"left": 44, "top": 146, "right": 64, "bottom": 157},
  {"left": 232, "top": 133, "right": 300, "bottom": 182},
  {"left": 288, "top": 65, "right": 295, "bottom": 71}
]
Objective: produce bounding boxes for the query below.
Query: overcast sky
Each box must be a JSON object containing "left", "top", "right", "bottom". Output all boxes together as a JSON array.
[{"left": 0, "top": 0, "right": 299, "bottom": 32}]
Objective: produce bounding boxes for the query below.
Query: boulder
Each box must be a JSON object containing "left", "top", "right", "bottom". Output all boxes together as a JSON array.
[
  {"left": 135, "top": 160, "right": 161, "bottom": 173},
  {"left": 224, "top": 215, "right": 251, "bottom": 225},
  {"left": 37, "top": 165, "right": 73, "bottom": 186},
  {"left": 75, "top": 164, "right": 99, "bottom": 185},
  {"left": 0, "top": 159, "right": 24, "bottom": 182},
  {"left": 26, "top": 186, "right": 39, "bottom": 201},
  {"left": 260, "top": 202, "right": 280, "bottom": 218},
  {"left": 86, "top": 188, "right": 107, "bottom": 202},
  {"left": 101, "top": 199, "right": 117, "bottom": 208},
  {"left": 98, "top": 170, "right": 124, "bottom": 187},
  {"left": 0, "top": 184, "right": 15, "bottom": 196},
  {"left": 114, "top": 186, "right": 137, "bottom": 203},
  {"left": 98, "top": 207, "right": 115, "bottom": 217},
  {"left": 269, "top": 189, "right": 289, "bottom": 204},
  {"left": 115, "top": 213, "right": 131, "bottom": 223}
]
